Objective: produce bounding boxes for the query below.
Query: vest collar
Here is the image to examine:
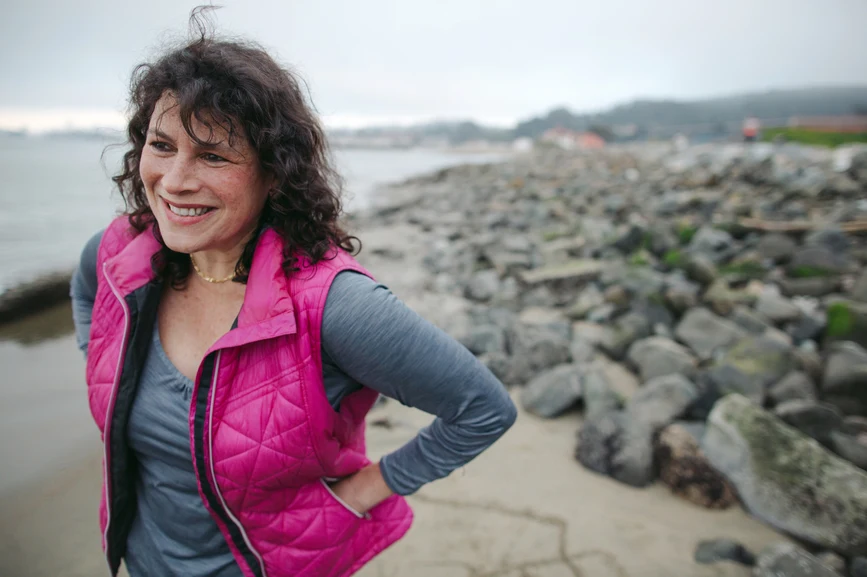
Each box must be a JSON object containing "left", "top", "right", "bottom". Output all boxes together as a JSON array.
[{"left": 104, "top": 223, "right": 297, "bottom": 343}]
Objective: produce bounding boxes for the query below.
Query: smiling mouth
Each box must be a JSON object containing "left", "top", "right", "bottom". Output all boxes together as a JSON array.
[{"left": 165, "top": 201, "right": 215, "bottom": 217}]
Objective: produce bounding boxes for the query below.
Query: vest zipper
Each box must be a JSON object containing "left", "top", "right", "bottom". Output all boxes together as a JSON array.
[
  {"left": 206, "top": 350, "right": 269, "bottom": 576},
  {"left": 101, "top": 262, "right": 132, "bottom": 577}
]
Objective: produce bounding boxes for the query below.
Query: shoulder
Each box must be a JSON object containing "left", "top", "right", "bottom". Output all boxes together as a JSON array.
[{"left": 79, "top": 228, "right": 106, "bottom": 273}]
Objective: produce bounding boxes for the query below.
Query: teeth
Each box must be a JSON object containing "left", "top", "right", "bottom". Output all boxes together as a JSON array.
[{"left": 168, "top": 203, "right": 210, "bottom": 217}]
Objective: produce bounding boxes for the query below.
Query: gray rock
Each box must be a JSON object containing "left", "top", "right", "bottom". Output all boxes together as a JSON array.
[
  {"left": 705, "top": 335, "right": 793, "bottom": 404},
  {"left": 779, "top": 276, "right": 842, "bottom": 298},
  {"left": 576, "top": 410, "right": 655, "bottom": 487},
  {"left": 675, "top": 308, "right": 747, "bottom": 360},
  {"left": 688, "top": 226, "right": 737, "bottom": 264},
  {"left": 569, "top": 339, "right": 597, "bottom": 364},
  {"left": 465, "top": 269, "right": 501, "bottom": 301},
  {"left": 459, "top": 324, "right": 506, "bottom": 355},
  {"left": 793, "top": 346, "right": 823, "bottom": 382},
  {"left": 628, "top": 373, "right": 699, "bottom": 430},
  {"left": 702, "top": 394, "right": 867, "bottom": 557},
  {"left": 815, "top": 551, "right": 846, "bottom": 575},
  {"left": 755, "top": 233, "right": 797, "bottom": 263},
  {"left": 479, "top": 351, "right": 512, "bottom": 383},
  {"left": 656, "top": 425, "right": 737, "bottom": 509},
  {"left": 520, "top": 364, "right": 582, "bottom": 418},
  {"left": 682, "top": 254, "right": 718, "bottom": 287},
  {"left": 755, "top": 291, "right": 801, "bottom": 324},
  {"left": 664, "top": 284, "right": 698, "bottom": 314},
  {"left": 611, "top": 224, "right": 646, "bottom": 254},
  {"left": 703, "top": 279, "right": 756, "bottom": 316},
  {"left": 566, "top": 284, "right": 604, "bottom": 319},
  {"left": 595, "top": 357, "right": 641, "bottom": 402},
  {"left": 806, "top": 227, "right": 852, "bottom": 254},
  {"left": 597, "top": 312, "right": 652, "bottom": 361},
  {"left": 731, "top": 305, "right": 772, "bottom": 334},
  {"left": 822, "top": 341, "right": 867, "bottom": 416},
  {"left": 824, "top": 299, "right": 867, "bottom": 349},
  {"left": 830, "top": 431, "right": 867, "bottom": 470},
  {"left": 572, "top": 321, "right": 616, "bottom": 349},
  {"left": 752, "top": 543, "right": 840, "bottom": 577},
  {"left": 843, "top": 416, "right": 867, "bottom": 436},
  {"left": 774, "top": 399, "right": 844, "bottom": 446},
  {"left": 586, "top": 302, "right": 618, "bottom": 323},
  {"left": 852, "top": 270, "right": 867, "bottom": 303},
  {"left": 582, "top": 367, "right": 622, "bottom": 419},
  {"left": 694, "top": 539, "right": 755, "bottom": 565},
  {"left": 788, "top": 246, "right": 850, "bottom": 277},
  {"left": 626, "top": 336, "right": 698, "bottom": 381},
  {"left": 786, "top": 310, "right": 826, "bottom": 344},
  {"left": 853, "top": 557, "right": 867, "bottom": 577},
  {"left": 768, "top": 371, "right": 816, "bottom": 406}
]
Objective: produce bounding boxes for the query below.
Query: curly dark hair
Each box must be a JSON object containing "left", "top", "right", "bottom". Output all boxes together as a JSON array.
[{"left": 113, "top": 6, "right": 359, "bottom": 287}]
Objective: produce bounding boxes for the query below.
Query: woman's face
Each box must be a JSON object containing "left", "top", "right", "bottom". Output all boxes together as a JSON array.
[{"left": 140, "top": 94, "right": 271, "bottom": 256}]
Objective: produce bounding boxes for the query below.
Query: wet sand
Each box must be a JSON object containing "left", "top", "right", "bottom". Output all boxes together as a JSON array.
[{"left": 0, "top": 222, "right": 789, "bottom": 577}]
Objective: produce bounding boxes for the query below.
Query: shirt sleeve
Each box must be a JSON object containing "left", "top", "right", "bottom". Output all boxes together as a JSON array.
[
  {"left": 70, "top": 229, "right": 105, "bottom": 357},
  {"left": 321, "top": 270, "right": 517, "bottom": 496}
]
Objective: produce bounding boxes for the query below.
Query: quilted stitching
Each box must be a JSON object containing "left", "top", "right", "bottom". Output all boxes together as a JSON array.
[{"left": 87, "top": 219, "right": 413, "bottom": 576}]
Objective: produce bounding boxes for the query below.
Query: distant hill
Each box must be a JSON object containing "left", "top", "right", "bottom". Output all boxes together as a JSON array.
[
  {"left": 513, "top": 86, "right": 867, "bottom": 140},
  {"left": 332, "top": 86, "right": 867, "bottom": 145}
]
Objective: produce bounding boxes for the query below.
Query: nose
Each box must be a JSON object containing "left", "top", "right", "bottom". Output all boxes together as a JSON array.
[{"left": 160, "top": 154, "right": 199, "bottom": 196}]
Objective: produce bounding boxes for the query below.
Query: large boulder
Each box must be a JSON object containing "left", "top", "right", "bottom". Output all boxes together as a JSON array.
[
  {"left": 626, "top": 336, "right": 698, "bottom": 382},
  {"left": 520, "top": 364, "right": 582, "bottom": 418},
  {"left": 822, "top": 341, "right": 867, "bottom": 416},
  {"left": 702, "top": 394, "right": 867, "bottom": 556},
  {"left": 655, "top": 424, "right": 737, "bottom": 509},
  {"left": 752, "top": 543, "right": 840, "bottom": 577},
  {"left": 675, "top": 308, "right": 747, "bottom": 360}
]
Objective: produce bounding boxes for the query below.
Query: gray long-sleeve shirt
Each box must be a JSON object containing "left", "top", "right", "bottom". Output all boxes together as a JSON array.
[{"left": 71, "top": 229, "right": 516, "bottom": 576}]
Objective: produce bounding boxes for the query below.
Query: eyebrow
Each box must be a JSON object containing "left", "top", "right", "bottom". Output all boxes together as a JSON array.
[{"left": 147, "top": 128, "right": 230, "bottom": 151}]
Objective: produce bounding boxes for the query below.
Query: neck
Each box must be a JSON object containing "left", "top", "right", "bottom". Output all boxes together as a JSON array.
[{"left": 189, "top": 231, "right": 256, "bottom": 283}]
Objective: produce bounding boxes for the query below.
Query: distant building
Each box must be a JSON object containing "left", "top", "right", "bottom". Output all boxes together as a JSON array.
[
  {"left": 788, "top": 116, "right": 867, "bottom": 133},
  {"left": 539, "top": 127, "right": 605, "bottom": 150},
  {"left": 512, "top": 137, "right": 534, "bottom": 152}
]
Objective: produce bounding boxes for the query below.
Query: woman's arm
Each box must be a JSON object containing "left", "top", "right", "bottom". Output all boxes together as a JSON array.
[
  {"left": 321, "top": 271, "right": 518, "bottom": 511},
  {"left": 70, "top": 230, "right": 105, "bottom": 357}
]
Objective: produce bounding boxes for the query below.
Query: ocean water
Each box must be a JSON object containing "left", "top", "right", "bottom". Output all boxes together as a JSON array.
[{"left": 0, "top": 134, "right": 504, "bottom": 292}]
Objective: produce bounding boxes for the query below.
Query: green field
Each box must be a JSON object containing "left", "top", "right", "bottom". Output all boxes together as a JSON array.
[{"left": 762, "top": 127, "right": 867, "bottom": 147}]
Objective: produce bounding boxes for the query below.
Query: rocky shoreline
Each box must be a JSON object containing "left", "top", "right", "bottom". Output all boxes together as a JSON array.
[{"left": 355, "top": 141, "right": 867, "bottom": 577}]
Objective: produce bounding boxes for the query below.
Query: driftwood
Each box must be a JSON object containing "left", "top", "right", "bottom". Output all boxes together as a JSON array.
[
  {"left": 0, "top": 271, "right": 73, "bottom": 325},
  {"left": 738, "top": 218, "right": 867, "bottom": 234}
]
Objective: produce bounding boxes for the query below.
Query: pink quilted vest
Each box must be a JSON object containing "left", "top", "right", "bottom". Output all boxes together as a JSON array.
[{"left": 86, "top": 217, "right": 413, "bottom": 577}]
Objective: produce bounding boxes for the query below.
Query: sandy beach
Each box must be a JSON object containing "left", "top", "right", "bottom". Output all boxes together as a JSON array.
[{"left": 0, "top": 219, "right": 790, "bottom": 577}]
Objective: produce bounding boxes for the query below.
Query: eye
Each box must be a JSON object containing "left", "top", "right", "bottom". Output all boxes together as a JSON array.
[
  {"left": 148, "top": 141, "right": 172, "bottom": 152},
  {"left": 202, "top": 153, "right": 227, "bottom": 163}
]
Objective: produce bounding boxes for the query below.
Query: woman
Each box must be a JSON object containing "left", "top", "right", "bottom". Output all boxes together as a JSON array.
[{"left": 70, "top": 11, "right": 516, "bottom": 577}]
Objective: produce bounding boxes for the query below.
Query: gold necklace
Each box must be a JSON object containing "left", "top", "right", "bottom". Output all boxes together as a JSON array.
[{"left": 190, "top": 255, "right": 236, "bottom": 284}]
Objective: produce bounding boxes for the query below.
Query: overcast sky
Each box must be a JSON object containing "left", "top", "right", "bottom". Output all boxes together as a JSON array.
[{"left": 2, "top": 0, "right": 866, "bottom": 131}]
